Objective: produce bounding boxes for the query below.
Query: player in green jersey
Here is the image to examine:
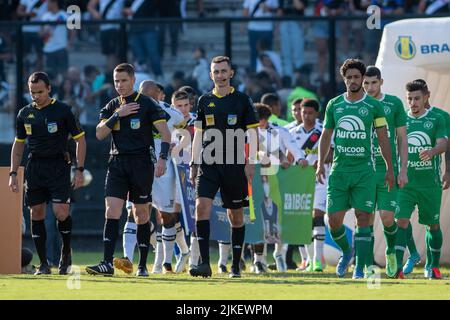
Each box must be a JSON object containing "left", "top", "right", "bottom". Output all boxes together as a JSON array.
[
  {"left": 317, "top": 59, "right": 395, "bottom": 279},
  {"left": 394, "top": 80, "right": 447, "bottom": 279},
  {"left": 401, "top": 78, "right": 450, "bottom": 276},
  {"left": 362, "top": 66, "right": 409, "bottom": 278}
]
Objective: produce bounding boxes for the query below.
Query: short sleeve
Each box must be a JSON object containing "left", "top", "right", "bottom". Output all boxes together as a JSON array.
[
  {"left": 15, "top": 111, "right": 27, "bottom": 142},
  {"left": 243, "top": 96, "right": 259, "bottom": 130},
  {"left": 394, "top": 97, "right": 407, "bottom": 128},
  {"left": 436, "top": 115, "right": 448, "bottom": 139},
  {"left": 65, "top": 107, "right": 85, "bottom": 139},
  {"left": 99, "top": 101, "right": 114, "bottom": 122},
  {"left": 323, "top": 100, "right": 335, "bottom": 129},
  {"left": 194, "top": 96, "right": 207, "bottom": 131},
  {"left": 373, "top": 100, "right": 387, "bottom": 128},
  {"left": 147, "top": 99, "right": 167, "bottom": 125}
]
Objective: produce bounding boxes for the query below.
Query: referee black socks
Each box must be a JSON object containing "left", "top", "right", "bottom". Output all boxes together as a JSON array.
[
  {"left": 57, "top": 216, "right": 72, "bottom": 255},
  {"left": 137, "top": 222, "right": 151, "bottom": 268},
  {"left": 231, "top": 225, "right": 245, "bottom": 269},
  {"left": 31, "top": 219, "right": 47, "bottom": 265},
  {"left": 103, "top": 219, "right": 119, "bottom": 264},
  {"left": 196, "top": 220, "right": 210, "bottom": 264}
]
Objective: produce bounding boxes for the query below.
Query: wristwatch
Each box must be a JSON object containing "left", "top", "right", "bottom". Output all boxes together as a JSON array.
[{"left": 76, "top": 167, "right": 85, "bottom": 172}]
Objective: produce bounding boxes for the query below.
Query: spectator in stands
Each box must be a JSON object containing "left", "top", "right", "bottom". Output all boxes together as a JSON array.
[
  {"left": 287, "top": 75, "right": 319, "bottom": 122},
  {"left": 258, "top": 53, "right": 282, "bottom": 89},
  {"left": 87, "top": 0, "right": 124, "bottom": 71},
  {"left": 191, "top": 47, "right": 211, "bottom": 94},
  {"left": 418, "top": 0, "right": 449, "bottom": 14},
  {"left": 157, "top": 0, "right": 181, "bottom": 59},
  {"left": 164, "top": 70, "right": 186, "bottom": 103},
  {"left": 17, "top": 0, "right": 48, "bottom": 72},
  {"left": 277, "top": 0, "right": 307, "bottom": 78},
  {"left": 0, "top": 31, "right": 10, "bottom": 82},
  {"left": 40, "top": 0, "right": 74, "bottom": 82},
  {"left": 243, "top": 0, "right": 279, "bottom": 72},
  {"left": 123, "top": 0, "right": 163, "bottom": 79},
  {"left": 277, "top": 76, "right": 293, "bottom": 119}
]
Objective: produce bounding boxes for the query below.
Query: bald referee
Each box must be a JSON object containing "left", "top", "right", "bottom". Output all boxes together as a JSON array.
[{"left": 189, "top": 56, "right": 259, "bottom": 278}]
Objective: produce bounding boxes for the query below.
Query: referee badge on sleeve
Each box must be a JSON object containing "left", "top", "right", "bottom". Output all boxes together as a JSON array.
[
  {"left": 130, "top": 119, "right": 140, "bottom": 130},
  {"left": 25, "top": 124, "right": 32, "bottom": 135},
  {"left": 205, "top": 114, "right": 215, "bottom": 126},
  {"left": 47, "top": 122, "right": 58, "bottom": 133},
  {"left": 228, "top": 114, "right": 237, "bottom": 125}
]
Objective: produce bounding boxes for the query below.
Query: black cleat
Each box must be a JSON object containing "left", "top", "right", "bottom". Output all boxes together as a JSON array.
[
  {"left": 34, "top": 264, "right": 51, "bottom": 275},
  {"left": 136, "top": 265, "right": 149, "bottom": 277},
  {"left": 229, "top": 265, "right": 241, "bottom": 278},
  {"left": 163, "top": 263, "right": 173, "bottom": 274},
  {"left": 85, "top": 261, "right": 114, "bottom": 276},
  {"left": 254, "top": 261, "right": 267, "bottom": 274},
  {"left": 218, "top": 264, "right": 228, "bottom": 274},
  {"left": 189, "top": 262, "right": 212, "bottom": 278},
  {"left": 268, "top": 263, "right": 277, "bottom": 271},
  {"left": 58, "top": 251, "right": 72, "bottom": 275}
]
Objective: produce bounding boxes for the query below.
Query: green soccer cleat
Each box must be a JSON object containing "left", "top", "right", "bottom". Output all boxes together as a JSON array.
[
  {"left": 313, "top": 260, "right": 323, "bottom": 272},
  {"left": 385, "top": 250, "right": 398, "bottom": 278}
]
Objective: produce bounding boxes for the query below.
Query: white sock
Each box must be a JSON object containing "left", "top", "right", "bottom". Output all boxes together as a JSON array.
[
  {"left": 313, "top": 226, "right": 325, "bottom": 263},
  {"left": 123, "top": 221, "right": 137, "bottom": 263},
  {"left": 263, "top": 243, "right": 268, "bottom": 265},
  {"left": 162, "top": 226, "right": 177, "bottom": 265},
  {"left": 305, "top": 244, "right": 314, "bottom": 262},
  {"left": 298, "top": 245, "right": 308, "bottom": 262},
  {"left": 189, "top": 235, "right": 200, "bottom": 266},
  {"left": 218, "top": 242, "right": 230, "bottom": 267},
  {"left": 175, "top": 222, "right": 189, "bottom": 254},
  {"left": 154, "top": 232, "right": 164, "bottom": 267},
  {"left": 274, "top": 241, "right": 283, "bottom": 257}
]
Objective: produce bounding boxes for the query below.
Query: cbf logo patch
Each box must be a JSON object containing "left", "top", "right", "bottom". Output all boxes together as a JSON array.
[
  {"left": 228, "top": 114, "right": 237, "bottom": 125},
  {"left": 395, "top": 36, "right": 416, "bottom": 60},
  {"left": 47, "top": 122, "right": 58, "bottom": 133},
  {"left": 130, "top": 119, "right": 140, "bottom": 130}
]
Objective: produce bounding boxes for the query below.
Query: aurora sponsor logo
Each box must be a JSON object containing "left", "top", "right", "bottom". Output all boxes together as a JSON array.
[
  {"left": 407, "top": 131, "right": 431, "bottom": 154},
  {"left": 336, "top": 115, "right": 367, "bottom": 139}
]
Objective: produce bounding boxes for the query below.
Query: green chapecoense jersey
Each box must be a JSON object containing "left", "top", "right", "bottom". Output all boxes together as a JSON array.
[
  {"left": 372, "top": 93, "right": 407, "bottom": 173},
  {"left": 405, "top": 109, "right": 447, "bottom": 188},
  {"left": 324, "top": 93, "right": 387, "bottom": 172}
]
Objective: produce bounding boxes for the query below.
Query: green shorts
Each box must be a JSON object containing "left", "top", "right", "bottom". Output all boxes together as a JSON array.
[
  {"left": 395, "top": 186, "right": 442, "bottom": 226},
  {"left": 327, "top": 169, "right": 376, "bottom": 214},
  {"left": 375, "top": 170, "right": 398, "bottom": 212}
]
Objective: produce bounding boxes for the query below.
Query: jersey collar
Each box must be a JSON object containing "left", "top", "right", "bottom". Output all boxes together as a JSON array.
[
  {"left": 378, "top": 93, "right": 386, "bottom": 101},
  {"left": 120, "top": 91, "right": 141, "bottom": 104},
  {"left": 212, "top": 86, "right": 235, "bottom": 98},
  {"left": 32, "top": 98, "right": 56, "bottom": 110},
  {"left": 343, "top": 92, "right": 367, "bottom": 104},
  {"left": 408, "top": 108, "right": 429, "bottom": 119}
]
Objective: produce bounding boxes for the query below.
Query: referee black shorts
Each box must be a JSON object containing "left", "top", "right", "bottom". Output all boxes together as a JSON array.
[
  {"left": 105, "top": 155, "right": 154, "bottom": 204},
  {"left": 196, "top": 163, "right": 249, "bottom": 209},
  {"left": 24, "top": 155, "right": 71, "bottom": 207}
]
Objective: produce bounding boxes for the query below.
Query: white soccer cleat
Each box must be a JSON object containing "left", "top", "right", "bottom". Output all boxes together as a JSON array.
[{"left": 175, "top": 251, "right": 190, "bottom": 273}]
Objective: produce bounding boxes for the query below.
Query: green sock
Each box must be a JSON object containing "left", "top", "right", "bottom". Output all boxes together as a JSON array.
[
  {"left": 429, "top": 228, "right": 442, "bottom": 268},
  {"left": 425, "top": 230, "right": 432, "bottom": 270},
  {"left": 355, "top": 226, "right": 372, "bottom": 271},
  {"left": 383, "top": 222, "right": 398, "bottom": 253},
  {"left": 395, "top": 227, "right": 408, "bottom": 270},
  {"left": 365, "top": 225, "right": 374, "bottom": 269},
  {"left": 330, "top": 225, "right": 350, "bottom": 254},
  {"left": 406, "top": 223, "right": 418, "bottom": 255}
]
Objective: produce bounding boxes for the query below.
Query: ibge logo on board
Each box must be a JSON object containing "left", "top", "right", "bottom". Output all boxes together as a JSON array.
[{"left": 395, "top": 36, "right": 450, "bottom": 60}]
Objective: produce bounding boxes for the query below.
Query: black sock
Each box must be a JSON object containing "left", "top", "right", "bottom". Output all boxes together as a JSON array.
[
  {"left": 196, "top": 220, "right": 210, "bottom": 264},
  {"left": 137, "top": 222, "right": 151, "bottom": 268},
  {"left": 231, "top": 225, "right": 245, "bottom": 269},
  {"left": 31, "top": 220, "right": 47, "bottom": 265},
  {"left": 103, "top": 219, "right": 119, "bottom": 264},
  {"left": 57, "top": 216, "right": 72, "bottom": 255},
  {"left": 286, "top": 244, "right": 295, "bottom": 264}
]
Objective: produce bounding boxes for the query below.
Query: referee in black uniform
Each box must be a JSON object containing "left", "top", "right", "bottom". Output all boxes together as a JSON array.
[
  {"left": 189, "top": 56, "right": 259, "bottom": 278},
  {"left": 9, "top": 72, "right": 86, "bottom": 275},
  {"left": 86, "top": 64, "right": 171, "bottom": 277}
]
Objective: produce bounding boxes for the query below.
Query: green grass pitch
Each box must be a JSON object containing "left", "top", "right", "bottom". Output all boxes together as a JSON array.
[{"left": 1, "top": 252, "right": 449, "bottom": 300}]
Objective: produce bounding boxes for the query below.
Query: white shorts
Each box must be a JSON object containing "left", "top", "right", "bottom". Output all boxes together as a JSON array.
[
  {"left": 152, "top": 159, "right": 177, "bottom": 213},
  {"left": 313, "top": 164, "right": 330, "bottom": 212}
]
